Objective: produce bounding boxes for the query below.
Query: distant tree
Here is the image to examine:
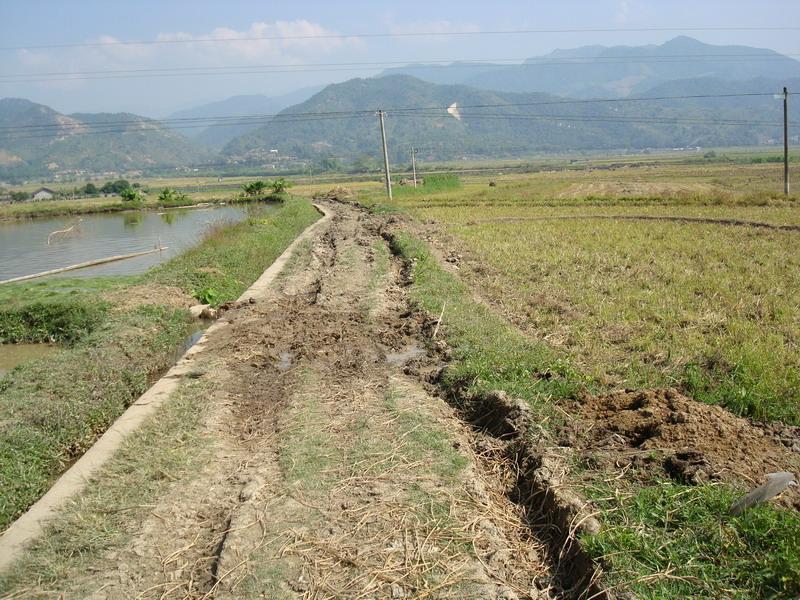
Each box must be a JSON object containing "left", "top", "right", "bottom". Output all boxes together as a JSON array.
[
  {"left": 242, "top": 180, "right": 268, "bottom": 197},
  {"left": 83, "top": 182, "right": 98, "bottom": 195},
  {"left": 10, "top": 191, "right": 29, "bottom": 202},
  {"left": 100, "top": 179, "right": 131, "bottom": 194},
  {"left": 158, "top": 187, "right": 189, "bottom": 205},
  {"left": 269, "top": 178, "right": 292, "bottom": 194},
  {"left": 318, "top": 157, "right": 342, "bottom": 172},
  {"left": 120, "top": 187, "right": 143, "bottom": 202}
]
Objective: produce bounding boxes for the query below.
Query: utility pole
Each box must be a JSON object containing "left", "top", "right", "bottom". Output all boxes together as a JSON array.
[
  {"left": 784, "top": 87, "right": 790, "bottom": 196},
  {"left": 378, "top": 110, "right": 392, "bottom": 201},
  {"left": 411, "top": 147, "right": 418, "bottom": 188}
]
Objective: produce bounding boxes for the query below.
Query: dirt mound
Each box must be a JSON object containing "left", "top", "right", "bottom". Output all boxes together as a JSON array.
[
  {"left": 566, "top": 388, "right": 800, "bottom": 507},
  {"left": 104, "top": 283, "right": 195, "bottom": 311},
  {"left": 314, "top": 186, "right": 354, "bottom": 201}
]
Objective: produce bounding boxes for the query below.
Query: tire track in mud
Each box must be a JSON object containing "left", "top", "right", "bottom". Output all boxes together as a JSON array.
[{"left": 41, "top": 202, "right": 600, "bottom": 599}]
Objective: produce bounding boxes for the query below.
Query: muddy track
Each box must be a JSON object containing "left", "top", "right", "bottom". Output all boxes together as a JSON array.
[{"left": 41, "top": 202, "right": 601, "bottom": 600}]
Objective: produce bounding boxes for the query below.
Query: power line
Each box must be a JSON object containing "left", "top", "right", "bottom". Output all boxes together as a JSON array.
[
  {"left": 3, "top": 53, "right": 799, "bottom": 83},
  {"left": 0, "top": 92, "right": 782, "bottom": 135},
  {"left": 6, "top": 53, "right": 800, "bottom": 84},
  {"left": 3, "top": 110, "right": 785, "bottom": 142},
  {"left": 3, "top": 26, "right": 800, "bottom": 52}
]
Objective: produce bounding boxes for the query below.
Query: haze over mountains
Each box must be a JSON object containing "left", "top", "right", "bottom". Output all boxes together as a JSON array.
[
  {"left": 379, "top": 36, "right": 800, "bottom": 98},
  {"left": 166, "top": 86, "right": 324, "bottom": 149},
  {"left": 1, "top": 37, "right": 798, "bottom": 180}
]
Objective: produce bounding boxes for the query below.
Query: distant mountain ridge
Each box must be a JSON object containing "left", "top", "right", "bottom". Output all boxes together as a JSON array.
[
  {"left": 379, "top": 36, "right": 800, "bottom": 98},
  {"left": 0, "top": 98, "right": 211, "bottom": 179},
  {"left": 223, "top": 74, "right": 798, "bottom": 163},
  {"left": 166, "top": 86, "right": 324, "bottom": 149}
]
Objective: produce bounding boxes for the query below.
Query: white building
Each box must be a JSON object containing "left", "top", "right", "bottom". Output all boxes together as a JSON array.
[{"left": 32, "top": 187, "right": 56, "bottom": 201}]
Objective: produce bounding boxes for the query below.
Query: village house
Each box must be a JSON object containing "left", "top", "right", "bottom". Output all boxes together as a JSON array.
[{"left": 31, "top": 187, "right": 56, "bottom": 201}]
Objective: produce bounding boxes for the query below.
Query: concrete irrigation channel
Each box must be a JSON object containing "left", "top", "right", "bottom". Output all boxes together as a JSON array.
[{"left": 0, "top": 201, "right": 603, "bottom": 598}]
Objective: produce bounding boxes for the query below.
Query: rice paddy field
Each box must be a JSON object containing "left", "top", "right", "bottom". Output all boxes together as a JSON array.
[{"left": 360, "top": 160, "right": 800, "bottom": 425}]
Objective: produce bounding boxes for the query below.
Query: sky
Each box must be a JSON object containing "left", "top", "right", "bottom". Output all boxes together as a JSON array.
[{"left": 1, "top": 0, "right": 799, "bottom": 116}]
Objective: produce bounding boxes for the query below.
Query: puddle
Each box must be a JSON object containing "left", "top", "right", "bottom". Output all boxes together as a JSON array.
[
  {"left": 0, "top": 343, "right": 58, "bottom": 376},
  {"left": 385, "top": 345, "right": 426, "bottom": 367},
  {"left": 173, "top": 322, "right": 211, "bottom": 363},
  {"left": 276, "top": 351, "right": 294, "bottom": 372}
]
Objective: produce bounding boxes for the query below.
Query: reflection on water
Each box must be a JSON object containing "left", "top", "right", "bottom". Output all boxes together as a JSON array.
[
  {"left": 0, "top": 204, "right": 276, "bottom": 281},
  {"left": 0, "top": 344, "right": 58, "bottom": 376},
  {"left": 123, "top": 213, "right": 143, "bottom": 228}
]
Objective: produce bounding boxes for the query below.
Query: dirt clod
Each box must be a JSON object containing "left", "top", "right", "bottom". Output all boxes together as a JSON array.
[{"left": 570, "top": 388, "right": 800, "bottom": 506}]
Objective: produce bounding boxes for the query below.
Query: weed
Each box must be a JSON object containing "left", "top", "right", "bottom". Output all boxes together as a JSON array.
[{"left": 583, "top": 482, "right": 800, "bottom": 599}]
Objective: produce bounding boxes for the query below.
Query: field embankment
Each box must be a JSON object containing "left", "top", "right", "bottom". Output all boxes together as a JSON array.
[{"left": 0, "top": 198, "right": 320, "bottom": 530}]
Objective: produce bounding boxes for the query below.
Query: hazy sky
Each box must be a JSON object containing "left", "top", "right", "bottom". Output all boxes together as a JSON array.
[{"left": 1, "top": 0, "right": 798, "bottom": 116}]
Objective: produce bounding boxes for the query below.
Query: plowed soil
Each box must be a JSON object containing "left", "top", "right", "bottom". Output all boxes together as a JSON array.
[{"left": 564, "top": 389, "right": 800, "bottom": 508}]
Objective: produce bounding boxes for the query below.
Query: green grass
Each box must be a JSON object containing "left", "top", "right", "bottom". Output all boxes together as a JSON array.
[
  {"left": 0, "top": 304, "right": 192, "bottom": 530},
  {"left": 0, "top": 298, "right": 109, "bottom": 344},
  {"left": 149, "top": 198, "right": 320, "bottom": 305},
  {"left": 0, "top": 377, "right": 213, "bottom": 595},
  {"left": 583, "top": 483, "right": 800, "bottom": 599},
  {"left": 394, "top": 173, "right": 461, "bottom": 197}
]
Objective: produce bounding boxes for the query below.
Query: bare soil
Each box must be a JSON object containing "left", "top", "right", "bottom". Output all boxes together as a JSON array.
[
  {"left": 563, "top": 389, "right": 800, "bottom": 508},
  {"left": 38, "top": 202, "right": 587, "bottom": 599}
]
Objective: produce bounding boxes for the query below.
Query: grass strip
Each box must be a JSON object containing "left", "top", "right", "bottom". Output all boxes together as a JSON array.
[{"left": 0, "top": 377, "right": 212, "bottom": 595}]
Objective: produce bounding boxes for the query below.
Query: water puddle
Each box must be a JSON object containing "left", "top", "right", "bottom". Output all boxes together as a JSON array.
[
  {"left": 0, "top": 343, "right": 58, "bottom": 376},
  {"left": 173, "top": 321, "right": 212, "bottom": 363},
  {"left": 385, "top": 345, "right": 426, "bottom": 367}
]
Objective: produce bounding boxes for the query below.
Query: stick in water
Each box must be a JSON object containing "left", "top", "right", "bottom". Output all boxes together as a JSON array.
[{"left": 0, "top": 246, "right": 168, "bottom": 285}]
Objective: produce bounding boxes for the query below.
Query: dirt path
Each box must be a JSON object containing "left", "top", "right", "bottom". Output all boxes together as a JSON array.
[{"left": 22, "top": 202, "right": 589, "bottom": 599}]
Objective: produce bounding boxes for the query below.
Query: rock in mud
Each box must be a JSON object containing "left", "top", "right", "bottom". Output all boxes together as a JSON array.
[{"left": 189, "top": 304, "right": 210, "bottom": 318}]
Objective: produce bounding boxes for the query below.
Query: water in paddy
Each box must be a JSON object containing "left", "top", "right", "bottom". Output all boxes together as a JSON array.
[
  {"left": 0, "top": 344, "right": 57, "bottom": 377},
  {"left": 0, "top": 204, "right": 275, "bottom": 281}
]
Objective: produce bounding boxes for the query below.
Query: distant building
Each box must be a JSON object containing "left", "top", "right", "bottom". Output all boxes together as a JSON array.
[{"left": 32, "top": 187, "right": 56, "bottom": 201}]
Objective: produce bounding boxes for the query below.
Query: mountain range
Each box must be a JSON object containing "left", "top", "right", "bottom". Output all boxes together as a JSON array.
[
  {"left": 165, "top": 86, "right": 324, "bottom": 149},
  {"left": 1, "top": 37, "right": 798, "bottom": 179},
  {"left": 223, "top": 74, "right": 799, "bottom": 164},
  {"left": 379, "top": 36, "right": 800, "bottom": 98},
  {"left": 0, "top": 98, "right": 212, "bottom": 179}
]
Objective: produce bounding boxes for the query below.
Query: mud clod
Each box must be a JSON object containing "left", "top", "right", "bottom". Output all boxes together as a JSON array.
[{"left": 571, "top": 389, "right": 800, "bottom": 506}]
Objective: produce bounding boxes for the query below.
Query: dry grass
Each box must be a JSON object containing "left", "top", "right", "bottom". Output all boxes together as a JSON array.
[{"left": 371, "top": 162, "right": 800, "bottom": 424}]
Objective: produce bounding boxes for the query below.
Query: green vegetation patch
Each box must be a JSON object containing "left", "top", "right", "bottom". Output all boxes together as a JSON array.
[
  {"left": 0, "top": 298, "right": 109, "bottom": 344},
  {"left": 0, "top": 304, "right": 191, "bottom": 529},
  {"left": 149, "top": 198, "right": 320, "bottom": 306},
  {"left": 584, "top": 483, "right": 800, "bottom": 599}
]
